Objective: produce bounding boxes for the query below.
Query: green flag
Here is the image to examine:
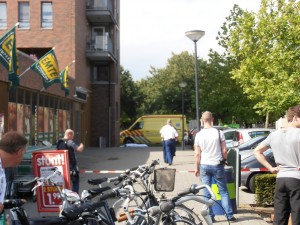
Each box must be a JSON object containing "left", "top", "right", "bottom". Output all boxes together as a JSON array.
[
  {"left": 59, "top": 65, "right": 69, "bottom": 96},
  {"left": 30, "top": 49, "right": 60, "bottom": 89},
  {"left": 0, "top": 26, "right": 19, "bottom": 86}
]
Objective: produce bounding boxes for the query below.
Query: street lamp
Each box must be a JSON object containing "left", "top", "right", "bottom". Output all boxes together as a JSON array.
[
  {"left": 179, "top": 81, "right": 187, "bottom": 150},
  {"left": 185, "top": 30, "right": 205, "bottom": 132}
]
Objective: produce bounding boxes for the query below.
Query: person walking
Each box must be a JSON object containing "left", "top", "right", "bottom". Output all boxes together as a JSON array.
[
  {"left": 0, "top": 131, "right": 28, "bottom": 213},
  {"left": 194, "top": 111, "right": 236, "bottom": 222},
  {"left": 254, "top": 105, "right": 300, "bottom": 225},
  {"left": 57, "top": 129, "right": 84, "bottom": 193},
  {"left": 160, "top": 119, "right": 178, "bottom": 166}
]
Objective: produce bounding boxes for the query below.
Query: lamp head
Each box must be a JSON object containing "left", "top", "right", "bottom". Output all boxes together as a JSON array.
[{"left": 185, "top": 30, "right": 205, "bottom": 42}]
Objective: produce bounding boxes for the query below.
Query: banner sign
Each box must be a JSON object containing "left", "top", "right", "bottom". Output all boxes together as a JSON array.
[
  {"left": 30, "top": 49, "right": 60, "bottom": 89},
  {"left": 32, "top": 150, "right": 70, "bottom": 212},
  {"left": 59, "top": 65, "right": 69, "bottom": 95},
  {"left": 0, "top": 26, "right": 19, "bottom": 86}
]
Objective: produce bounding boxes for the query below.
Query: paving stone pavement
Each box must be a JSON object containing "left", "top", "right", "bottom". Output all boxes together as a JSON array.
[
  {"left": 77, "top": 146, "right": 272, "bottom": 225},
  {"left": 20, "top": 146, "right": 272, "bottom": 224}
]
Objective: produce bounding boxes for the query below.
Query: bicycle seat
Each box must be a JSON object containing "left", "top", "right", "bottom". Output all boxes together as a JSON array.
[
  {"left": 88, "top": 186, "right": 111, "bottom": 196},
  {"left": 88, "top": 177, "right": 108, "bottom": 185}
]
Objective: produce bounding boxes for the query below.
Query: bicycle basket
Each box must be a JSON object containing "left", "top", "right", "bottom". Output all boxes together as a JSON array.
[{"left": 154, "top": 168, "right": 176, "bottom": 192}]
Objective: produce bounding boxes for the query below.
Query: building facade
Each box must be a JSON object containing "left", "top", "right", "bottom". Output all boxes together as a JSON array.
[{"left": 0, "top": 0, "right": 120, "bottom": 147}]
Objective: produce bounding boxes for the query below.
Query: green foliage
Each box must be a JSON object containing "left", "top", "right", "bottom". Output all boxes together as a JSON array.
[
  {"left": 120, "top": 0, "right": 300, "bottom": 128},
  {"left": 255, "top": 174, "right": 276, "bottom": 206},
  {"left": 222, "top": 0, "right": 300, "bottom": 121},
  {"left": 120, "top": 67, "right": 141, "bottom": 129},
  {"left": 136, "top": 52, "right": 196, "bottom": 118},
  {"left": 202, "top": 50, "right": 259, "bottom": 125}
]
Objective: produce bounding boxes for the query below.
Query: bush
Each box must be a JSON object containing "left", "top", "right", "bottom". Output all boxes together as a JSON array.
[{"left": 255, "top": 174, "right": 276, "bottom": 206}]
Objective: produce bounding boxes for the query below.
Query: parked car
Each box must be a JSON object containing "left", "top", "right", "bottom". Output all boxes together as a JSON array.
[
  {"left": 235, "top": 135, "right": 268, "bottom": 160},
  {"left": 224, "top": 128, "right": 274, "bottom": 149},
  {"left": 240, "top": 148, "right": 276, "bottom": 193},
  {"left": 188, "top": 126, "right": 230, "bottom": 146}
]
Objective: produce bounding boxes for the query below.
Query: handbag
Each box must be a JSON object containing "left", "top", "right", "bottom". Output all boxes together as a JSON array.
[{"left": 218, "top": 129, "right": 227, "bottom": 165}]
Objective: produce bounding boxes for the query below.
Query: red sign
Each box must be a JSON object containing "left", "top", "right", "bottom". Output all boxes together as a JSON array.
[{"left": 32, "top": 150, "right": 70, "bottom": 212}]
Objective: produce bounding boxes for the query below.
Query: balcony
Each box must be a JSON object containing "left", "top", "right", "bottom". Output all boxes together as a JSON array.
[
  {"left": 86, "top": 35, "right": 117, "bottom": 62},
  {"left": 86, "top": 0, "right": 117, "bottom": 24}
]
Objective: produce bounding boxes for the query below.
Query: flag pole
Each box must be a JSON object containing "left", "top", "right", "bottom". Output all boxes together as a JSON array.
[
  {"left": 18, "top": 67, "right": 31, "bottom": 78},
  {"left": 68, "top": 60, "right": 75, "bottom": 67}
]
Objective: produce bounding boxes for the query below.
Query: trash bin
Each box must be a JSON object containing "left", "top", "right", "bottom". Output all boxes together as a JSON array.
[{"left": 211, "top": 166, "right": 237, "bottom": 215}]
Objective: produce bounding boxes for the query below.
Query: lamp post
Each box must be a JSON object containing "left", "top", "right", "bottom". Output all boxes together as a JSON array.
[
  {"left": 185, "top": 30, "right": 205, "bottom": 132},
  {"left": 179, "top": 81, "right": 187, "bottom": 150}
]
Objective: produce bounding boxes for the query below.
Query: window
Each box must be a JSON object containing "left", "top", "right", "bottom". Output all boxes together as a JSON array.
[
  {"left": 41, "top": 2, "right": 53, "bottom": 28},
  {"left": 92, "top": 63, "right": 110, "bottom": 82},
  {"left": 18, "top": 2, "right": 30, "bottom": 29},
  {"left": 0, "top": 3, "right": 7, "bottom": 29}
]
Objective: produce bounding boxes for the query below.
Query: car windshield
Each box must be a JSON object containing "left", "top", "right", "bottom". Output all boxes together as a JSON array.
[{"left": 238, "top": 135, "right": 267, "bottom": 148}]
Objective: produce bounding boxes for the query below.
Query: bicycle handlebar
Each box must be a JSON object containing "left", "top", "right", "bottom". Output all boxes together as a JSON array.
[
  {"left": 3, "top": 199, "right": 26, "bottom": 209},
  {"left": 107, "top": 174, "right": 127, "bottom": 183},
  {"left": 177, "top": 184, "right": 216, "bottom": 201},
  {"left": 22, "top": 177, "right": 39, "bottom": 187},
  {"left": 30, "top": 167, "right": 62, "bottom": 191}
]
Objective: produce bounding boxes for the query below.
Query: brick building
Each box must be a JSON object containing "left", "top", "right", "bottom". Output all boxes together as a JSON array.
[{"left": 0, "top": 0, "right": 120, "bottom": 147}]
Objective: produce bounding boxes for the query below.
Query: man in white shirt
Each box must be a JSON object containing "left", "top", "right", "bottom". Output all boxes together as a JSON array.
[
  {"left": 160, "top": 119, "right": 178, "bottom": 166},
  {"left": 0, "top": 131, "right": 27, "bottom": 213},
  {"left": 194, "top": 111, "right": 236, "bottom": 222}
]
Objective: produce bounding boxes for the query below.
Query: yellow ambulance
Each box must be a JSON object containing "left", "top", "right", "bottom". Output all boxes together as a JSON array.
[{"left": 120, "top": 115, "right": 187, "bottom": 145}]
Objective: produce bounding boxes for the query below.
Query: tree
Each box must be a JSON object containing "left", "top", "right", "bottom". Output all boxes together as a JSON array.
[
  {"left": 135, "top": 51, "right": 260, "bottom": 126},
  {"left": 120, "top": 67, "right": 140, "bottom": 129},
  {"left": 220, "top": 0, "right": 300, "bottom": 126},
  {"left": 136, "top": 52, "right": 197, "bottom": 119},
  {"left": 202, "top": 50, "right": 260, "bottom": 125}
]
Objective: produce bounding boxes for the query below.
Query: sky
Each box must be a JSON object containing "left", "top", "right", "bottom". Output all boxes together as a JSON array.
[{"left": 120, "top": 0, "right": 261, "bottom": 81}]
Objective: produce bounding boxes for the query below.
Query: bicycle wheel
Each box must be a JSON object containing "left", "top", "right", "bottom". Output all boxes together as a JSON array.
[
  {"left": 173, "top": 205, "right": 203, "bottom": 225},
  {"left": 125, "top": 214, "right": 152, "bottom": 225},
  {"left": 162, "top": 216, "right": 197, "bottom": 225},
  {"left": 81, "top": 215, "right": 112, "bottom": 225}
]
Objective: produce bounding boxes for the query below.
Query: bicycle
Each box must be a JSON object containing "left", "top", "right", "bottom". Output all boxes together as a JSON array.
[
  {"left": 82, "top": 182, "right": 215, "bottom": 225},
  {"left": 4, "top": 166, "right": 116, "bottom": 225},
  {"left": 88, "top": 160, "right": 214, "bottom": 225}
]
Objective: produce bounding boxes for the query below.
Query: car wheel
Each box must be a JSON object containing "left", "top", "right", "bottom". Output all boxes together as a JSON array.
[{"left": 248, "top": 174, "right": 260, "bottom": 193}]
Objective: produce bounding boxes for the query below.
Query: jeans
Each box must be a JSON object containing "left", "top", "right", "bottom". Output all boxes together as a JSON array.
[
  {"left": 274, "top": 178, "right": 300, "bottom": 225},
  {"left": 200, "top": 164, "right": 234, "bottom": 219},
  {"left": 71, "top": 173, "right": 80, "bottom": 193},
  {"left": 163, "top": 140, "right": 175, "bottom": 164}
]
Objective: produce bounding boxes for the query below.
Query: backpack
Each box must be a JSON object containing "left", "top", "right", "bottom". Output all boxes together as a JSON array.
[
  {"left": 56, "top": 139, "right": 67, "bottom": 150},
  {"left": 56, "top": 139, "right": 78, "bottom": 173}
]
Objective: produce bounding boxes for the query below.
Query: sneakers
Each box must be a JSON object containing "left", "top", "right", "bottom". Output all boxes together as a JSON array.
[
  {"left": 228, "top": 216, "right": 237, "bottom": 222},
  {"left": 211, "top": 216, "right": 237, "bottom": 223}
]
